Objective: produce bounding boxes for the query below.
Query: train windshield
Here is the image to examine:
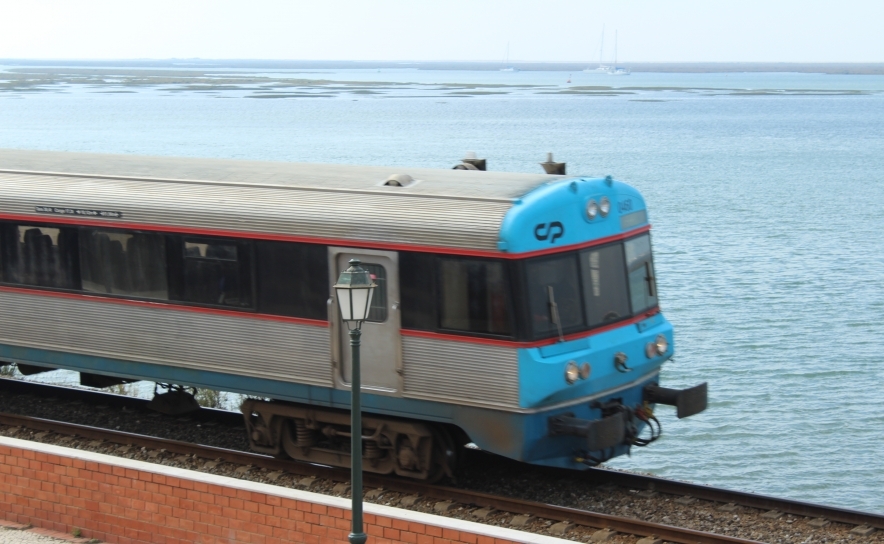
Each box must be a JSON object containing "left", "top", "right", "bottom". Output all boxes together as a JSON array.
[
  {"left": 624, "top": 234, "right": 658, "bottom": 314},
  {"left": 580, "top": 242, "right": 632, "bottom": 325},
  {"left": 524, "top": 253, "right": 584, "bottom": 337},
  {"left": 524, "top": 233, "right": 656, "bottom": 340}
]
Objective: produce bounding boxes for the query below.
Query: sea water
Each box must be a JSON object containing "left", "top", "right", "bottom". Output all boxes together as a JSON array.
[{"left": 1, "top": 66, "right": 883, "bottom": 513}]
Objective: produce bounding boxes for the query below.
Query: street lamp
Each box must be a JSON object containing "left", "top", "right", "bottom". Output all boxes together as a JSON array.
[{"left": 334, "top": 258, "right": 377, "bottom": 544}]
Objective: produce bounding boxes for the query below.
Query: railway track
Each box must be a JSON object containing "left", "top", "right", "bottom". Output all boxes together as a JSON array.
[
  {"left": 0, "top": 410, "right": 759, "bottom": 544},
  {"left": 581, "top": 467, "right": 884, "bottom": 532},
  {"left": 1, "top": 378, "right": 882, "bottom": 542}
]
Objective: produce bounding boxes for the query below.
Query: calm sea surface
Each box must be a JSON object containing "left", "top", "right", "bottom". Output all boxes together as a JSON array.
[{"left": 2, "top": 67, "right": 883, "bottom": 513}]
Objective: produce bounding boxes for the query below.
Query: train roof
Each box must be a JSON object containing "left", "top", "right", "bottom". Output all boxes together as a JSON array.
[
  {"left": 0, "top": 149, "right": 567, "bottom": 253},
  {"left": 0, "top": 149, "right": 560, "bottom": 201}
]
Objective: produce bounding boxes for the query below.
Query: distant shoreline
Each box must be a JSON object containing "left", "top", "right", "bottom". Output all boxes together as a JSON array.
[{"left": 2, "top": 59, "right": 884, "bottom": 75}]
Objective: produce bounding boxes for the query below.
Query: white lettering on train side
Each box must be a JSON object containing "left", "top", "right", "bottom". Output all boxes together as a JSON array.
[{"left": 34, "top": 206, "right": 123, "bottom": 219}]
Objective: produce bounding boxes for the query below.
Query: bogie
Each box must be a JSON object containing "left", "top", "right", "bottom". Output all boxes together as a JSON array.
[{"left": 243, "top": 398, "right": 457, "bottom": 481}]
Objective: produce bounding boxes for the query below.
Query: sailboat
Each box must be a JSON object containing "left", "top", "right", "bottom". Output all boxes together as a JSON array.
[
  {"left": 500, "top": 42, "right": 519, "bottom": 72},
  {"left": 608, "top": 30, "right": 631, "bottom": 76},
  {"left": 584, "top": 24, "right": 610, "bottom": 73}
]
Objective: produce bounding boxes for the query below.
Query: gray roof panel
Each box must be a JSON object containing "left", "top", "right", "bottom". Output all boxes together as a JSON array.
[
  {"left": 0, "top": 149, "right": 565, "bottom": 252},
  {"left": 0, "top": 148, "right": 562, "bottom": 201}
]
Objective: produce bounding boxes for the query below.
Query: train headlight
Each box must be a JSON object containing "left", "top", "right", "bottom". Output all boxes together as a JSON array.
[
  {"left": 599, "top": 196, "right": 611, "bottom": 217},
  {"left": 645, "top": 342, "right": 657, "bottom": 359},
  {"left": 586, "top": 199, "right": 599, "bottom": 220},
  {"left": 655, "top": 334, "right": 668, "bottom": 355},
  {"left": 579, "top": 362, "right": 591, "bottom": 380},
  {"left": 565, "top": 361, "right": 579, "bottom": 384}
]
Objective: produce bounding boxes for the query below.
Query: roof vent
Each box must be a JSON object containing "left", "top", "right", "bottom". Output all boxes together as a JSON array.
[
  {"left": 540, "top": 152, "right": 566, "bottom": 175},
  {"left": 382, "top": 174, "right": 418, "bottom": 187},
  {"left": 453, "top": 151, "right": 487, "bottom": 171}
]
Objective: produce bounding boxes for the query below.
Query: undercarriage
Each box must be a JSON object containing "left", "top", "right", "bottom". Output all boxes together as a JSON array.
[{"left": 241, "top": 398, "right": 459, "bottom": 481}]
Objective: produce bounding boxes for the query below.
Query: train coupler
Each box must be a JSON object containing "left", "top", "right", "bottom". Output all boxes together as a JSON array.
[
  {"left": 643, "top": 382, "right": 708, "bottom": 419},
  {"left": 548, "top": 410, "right": 626, "bottom": 451}
]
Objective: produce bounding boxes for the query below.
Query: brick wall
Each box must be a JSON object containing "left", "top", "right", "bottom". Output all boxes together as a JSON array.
[{"left": 0, "top": 437, "right": 569, "bottom": 544}]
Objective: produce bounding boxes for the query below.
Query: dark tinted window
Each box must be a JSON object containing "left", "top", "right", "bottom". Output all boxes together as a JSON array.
[
  {"left": 180, "top": 238, "right": 253, "bottom": 308},
  {"left": 399, "top": 252, "right": 436, "bottom": 330},
  {"left": 256, "top": 241, "right": 327, "bottom": 320},
  {"left": 0, "top": 224, "right": 79, "bottom": 289},
  {"left": 79, "top": 229, "right": 168, "bottom": 299},
  {"left": 362, "top": 263, "right": 388, "bottom": 322},
  {"left": 525, "top": 253, "right": 584, "bottom": 339},
  {"left": 0, "top": 224, "right": 14, "bottom": 283},
  {"left": 438, "top": 257, "right": 511, "bottom": 336},
  {"left": 580, "top": 243, "right": 630, "bottom": 326},
  {"left": 624, "top": 234, "right": 658, "bottom": 314}
]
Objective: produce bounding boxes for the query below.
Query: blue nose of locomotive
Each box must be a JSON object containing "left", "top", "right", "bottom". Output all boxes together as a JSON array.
[{"left": 489, "top": 176, "right": 707, "bottom": 468}]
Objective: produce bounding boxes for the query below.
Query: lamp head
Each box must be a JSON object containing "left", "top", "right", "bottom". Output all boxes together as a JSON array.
[{"left": 334, "top": 258, "right": 377, "bottom": 326}]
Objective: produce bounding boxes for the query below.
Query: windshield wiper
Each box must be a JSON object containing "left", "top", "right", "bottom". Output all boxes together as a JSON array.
[
  {"left": 644, "top": 262, "right": 656, "bottom": 297},
  {"left": 548, "top": 285, "right": 565, "bottom": 343}
]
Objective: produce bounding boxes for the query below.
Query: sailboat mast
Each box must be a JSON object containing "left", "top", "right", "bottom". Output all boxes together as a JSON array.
[
  {"left": 599, "top": 25, "right": 605, "bottom": 65},
  {"left": 614, "top": 30, "right": 618, "bottom": 65}
]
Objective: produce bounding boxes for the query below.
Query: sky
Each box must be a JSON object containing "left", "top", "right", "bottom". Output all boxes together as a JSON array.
[{"left": 2, "top": 0, "right": 883, "bottom": 63}]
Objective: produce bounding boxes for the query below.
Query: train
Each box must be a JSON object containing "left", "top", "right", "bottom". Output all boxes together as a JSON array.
[{"left": 0, "top": 148, "right": 706, "bottom": 480}]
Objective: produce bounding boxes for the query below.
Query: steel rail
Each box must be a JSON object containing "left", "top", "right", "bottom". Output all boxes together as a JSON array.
[{"left": 0, "top": 411, "right": 760, "bottom": 544}]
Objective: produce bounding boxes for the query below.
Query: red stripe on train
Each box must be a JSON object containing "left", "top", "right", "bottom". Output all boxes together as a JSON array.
[{"left": 400, "top": 309, "right": 660, "bottom": 348}]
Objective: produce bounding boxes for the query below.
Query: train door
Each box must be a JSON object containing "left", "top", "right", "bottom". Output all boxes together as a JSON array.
[{"left": 329, "top": 248, "right": 402, "bottom": 394}]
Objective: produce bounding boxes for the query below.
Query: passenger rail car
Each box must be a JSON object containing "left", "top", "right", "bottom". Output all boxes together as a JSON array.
[{"left": 0, "top": 149, "right": 706, "bottom": 479}]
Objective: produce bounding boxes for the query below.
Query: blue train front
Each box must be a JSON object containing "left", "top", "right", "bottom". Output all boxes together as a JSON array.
[
  {"left": 0, "top": 150, "right": 706, "bottom": 479},
  {"left": 435, "top": 174, "right": 707, "bottom": 470}
]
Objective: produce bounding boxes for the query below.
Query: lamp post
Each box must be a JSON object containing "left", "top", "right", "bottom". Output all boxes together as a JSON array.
[{"left": 334, "top": 258, "right": 377, "bottom": 544}]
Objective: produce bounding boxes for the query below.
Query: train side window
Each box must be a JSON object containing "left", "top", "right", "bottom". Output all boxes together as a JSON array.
[
  {"left": 255, "top": 241, "right": 327, "bottom": 320},
  {"left": 0, "top": 223, "right": 12, "bottom": 283},
  {"left": 399, "top": 252, "right": 436, "bottom": 330},
  {"left": 524, "top": 253, "right": 584, "bottom": 339},
  {"left": 0, "top": 224, "right": 79, "bottom": 290},
  {"left": 438, "top": 257, "right": 512, "bottom": 336},
  {"left": 361, "top": 263, "right": 388, "bottom": 322},
  {"left": 579, "top": 243, "right": 631, "bottom": 326},
  {"left": 78, "top": 229, "right": 169, "bottom": 299},
  {"left": 180, "top": 238, "right": 253, "bottom": 308},
  {"left": 624, "top": 234, "right": 658, "bottom": 314}
]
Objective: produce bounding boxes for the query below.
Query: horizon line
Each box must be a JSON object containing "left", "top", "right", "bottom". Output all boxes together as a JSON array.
[{"left": 2, "top": 58, "right": 884, "bottom": 65}]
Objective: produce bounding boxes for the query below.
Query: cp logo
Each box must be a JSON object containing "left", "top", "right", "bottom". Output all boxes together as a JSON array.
[{"left": 534, "top": 221, "right": 565, "bottom": 243}]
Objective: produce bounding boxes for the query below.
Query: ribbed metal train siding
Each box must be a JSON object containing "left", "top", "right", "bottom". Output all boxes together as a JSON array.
[
  {"left": 0, "top": 290, "right": 331, "bottom": 386},
  {"left": 0, "top": 174, "right": 514, "bottom": 251},
  {"left": 401, "top": 336, "right": 519, "bottom": 408}
]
